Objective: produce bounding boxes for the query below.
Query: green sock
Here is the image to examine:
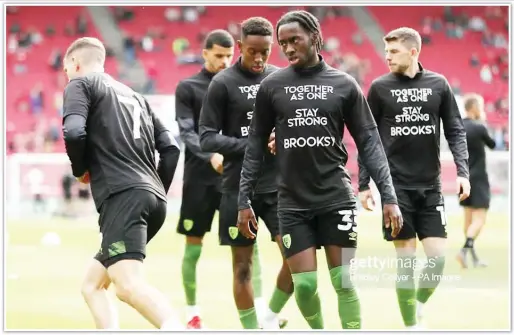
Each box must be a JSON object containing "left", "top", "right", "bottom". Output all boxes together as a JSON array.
[
  {"left": 252, "top": 243, "right": 263, "bottom": 298},
  {"left": 395, "top": 256, "right": 417, "bottom": 326},
  {"left": 238, "top": 307, "right": 259, "bottom": 329},
  {"left": 181, "top": 244, "right": 202, "bottom": 306},
  {"left": 330, "top": 266, "right": 361, "bottom": 329},
  {"left": 292, "top": 271, "right": 324, "bottom": 329},
  {"left": 269, "top": 287, "right": 293, "bottom": 314},
  {"left": 416, "top": 256, "right": 446, "bottom": 304}
]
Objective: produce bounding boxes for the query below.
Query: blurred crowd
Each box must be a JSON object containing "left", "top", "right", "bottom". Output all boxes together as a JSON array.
[
  {"left": 118, "top": 6, "right": 372, "bottom": 86},
  {"left": 6, "top": 5, "right": 509, "bottom": 154}
]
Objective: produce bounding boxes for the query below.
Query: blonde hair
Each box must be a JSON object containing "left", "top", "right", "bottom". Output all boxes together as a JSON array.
[
  {"left": 462, "top": 93, "right": 485, "bottom": 120},
  {"left": 383, "top": 27, "right": 422, "bottom": 52},
  {"left": 65, "top": 37, "right": 106, "bottom": 66}
]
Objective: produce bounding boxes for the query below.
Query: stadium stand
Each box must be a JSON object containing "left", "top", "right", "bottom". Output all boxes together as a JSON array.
[{"left": 6, "top": 5, "right": 509, "bottom": 194}]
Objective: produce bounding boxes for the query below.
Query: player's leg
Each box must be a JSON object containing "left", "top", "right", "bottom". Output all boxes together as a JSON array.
[
  {"left": 316, "top": 206, "right": 360, "bottom": 329},
  {"left": 385, "top": 189, "right": 419, "bottom": 328},
  {"left": 466, "top": 208, "right": 488, "bottom": 267},
  {"left": 176, "top": 183, "right": 220, "bottom": 328},
  {"left": 256, "top": 193, "right": 293, "bottom": 329},
  {"left": 457, "top": 192, "right": 473, "bottom": 268},
  {"left": 99, "top": 190, "right": 183, "bottom": 329},
  {"left": 416, "top": 190, "right": 448, "bottom": 325},
  {"left": 459, "top": 181, "right": 490, "bottom": 267},
  {"left": 219, "top": 192, "right": 259, "bottom": 329},
  {"left": 81, "top": 258, "right": 118, "bottom": 329},
  {"left": 251, "top": 242, "right": 266, "bottom": 321},
  {"left": 278, "top": 209, "right": 323, "bottom": 329}
]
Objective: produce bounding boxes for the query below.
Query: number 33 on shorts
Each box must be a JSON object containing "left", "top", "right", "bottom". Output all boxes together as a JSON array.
[{"left": 338, "top": 209, "right": 358, "bottom": 240}]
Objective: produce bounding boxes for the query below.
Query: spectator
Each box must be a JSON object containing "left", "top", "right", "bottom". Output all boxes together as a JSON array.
[
  {"left": 29, "top": 83, "right": 44, "bottom": 115},
  {"left": 123, "top": 35, "right": 136, "bottom": 64},
  {"left": 324, "top": 37, "right": 340, "bottom": 52},
  {"left": 182, "top": 7, "right": 198, "bottom": 23},
  {"left": 470, "top": 53, "right": 480, "bottom": 67},
  {"left": 49, "top": 49, "right": 63, "bottom": 71},
  {"left": 7, "top": 34, "right": 18, "bottom": 54},
  {"left": 480, "top": 65, "right": 493, "bottom": 83},
  {"left": 468, "top": 15, "right": 486, "bottom": 32},
  {"left": 141, "top": 35, "right": 154, "bottom": 52},
  {"left": 45, "top": 24, "right": 56, "bottom": 36},
  {"left": 172, "top": 37, "right": 189, "bottom": 55},
  {"left": 76, "top": 13, "right": 88, "bottom": 35},
  {"left": 9, "top": 21, "right": 21, "bottom": 34},
  {"left": 164, "top": 7, "right": 180, "bottom": 21}
]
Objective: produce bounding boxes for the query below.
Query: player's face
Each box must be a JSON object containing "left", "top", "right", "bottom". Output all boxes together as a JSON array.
[
  {"left": 385, "top": 41, "right": 417, "bottom": 74},
  {"left": 203, "top": 44, "right": 234, "bottom": 74},
  {"left": 278, "top": 22, "right": 317, "bottom": 68},
  {"left": 63, "top": 56, "right": 80, "bottom": 81},
  {"left": 237, "top": 35, "right": 273, "bottom": 74}
]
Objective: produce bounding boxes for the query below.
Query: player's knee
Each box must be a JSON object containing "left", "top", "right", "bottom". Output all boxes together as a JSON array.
[
  {"left": 80, "top": 282, "right": 97, "bottom": 300},
  {"left": 427, "top": 256, "right": 446, "bottom": 271},
  {"left": 234, "top": 260, "right": 252, "bottom": 285},
  {"left": 113, "top": 278, "right": 140, "bottom": 304},
  {"left": 292, "top": 271, "right": 318, "bottom": 300}
]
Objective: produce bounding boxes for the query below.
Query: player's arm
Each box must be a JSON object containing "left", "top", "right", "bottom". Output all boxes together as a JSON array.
[
  {"left": 357, "top": 82, "right": 383, "bottom": 192},
  {"left": 440, "top": 79, "right": 470, "bottom": 179},
  {"left": 175, "top": 82, "right": 214, "bottom": 161},
  {"left": 238, "top": 83, "right": 276, "bottom": 210},
  {"left": 344, "top": 78, "right": 397, "bottom": 205},
  {"left": 199, "top": 79, "right": 247, "bottom": 156},
  {"left": 147, "top": 99, "right": 181, "bottom": 194},
  {"left": 62, "top": 78, "right": 91, "bottom": 178},
  {"left": 481, "top": 124, "right": 496, "bottom": 149}
]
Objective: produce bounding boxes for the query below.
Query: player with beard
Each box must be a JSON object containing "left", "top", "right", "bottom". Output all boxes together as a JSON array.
[
  {"left": 456, "top": 93, "right": 495, "bottom": 269},
  {"left": 237, "top": 11, "right": 402, "bottom": 329},
  {"left": 199, "top": 17, "right": 292, "bottom": 329},
  {"left": 357, "top": 27, "right": 470, "bottom": 328},
  {"left": 175, "top": 29, "right": 234, "bottom": 329},
  {"left": 62, "top": 37, "right": 182, "bottom": 329}
]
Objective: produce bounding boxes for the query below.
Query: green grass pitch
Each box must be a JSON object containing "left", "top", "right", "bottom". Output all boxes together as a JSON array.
[{"left": 5, "top": 211, "right": 510, "bottom": 330}]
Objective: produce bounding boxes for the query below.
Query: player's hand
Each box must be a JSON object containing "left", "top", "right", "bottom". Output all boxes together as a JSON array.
[
  {"left": 358, "top": 189, "right": 375, "bottom": 211},
  {"left": 237, "top": 207, "right": 258, "bottom": 239},
  {"left": 77, "top": 171, "right": 90, "bottom": 184},
  {"left": 268, "top": 132, "right": 276, "bottom": 155},
  {"left": 456, "top": 176, "right": 471, "bottom": 201},
  {"left": 210, "top": 153, "right": 224, "bottom": 174},
  {"left": 383, "top": 203, "right": 403, "bottom": 238}
]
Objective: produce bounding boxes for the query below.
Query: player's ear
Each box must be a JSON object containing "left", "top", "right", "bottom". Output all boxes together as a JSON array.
[
  {"left": 310, "top": 33, "right": 319, "bottom": 46},
  {"left": 237, "top": 40, "right": 243, "bottom": 53},
  {"left": 202, "top": 48, "right": 209, "bottom": 62}
]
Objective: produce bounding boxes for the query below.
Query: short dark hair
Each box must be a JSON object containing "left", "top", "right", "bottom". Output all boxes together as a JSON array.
[
  {"left": 240, "top": 16, "right": 273, "bottom": 38},
  {"left": 276, "top": 10, "right": 323, "bottom": 52},
  {"left": 204, "top": 29, "right": 234, "bottom": 49}
]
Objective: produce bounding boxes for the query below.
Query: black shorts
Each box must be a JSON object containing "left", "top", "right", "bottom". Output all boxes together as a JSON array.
[
  {"left": 219, "top": 192, "right": 279, "bottom": 247},
  {"left": 94, "top": 189, "right": 167, "bottom": 268},
  {"left": 177, "top": 182, "right": 221, "bottom": 237},
  {"left": 459, "top": 178, "right": 490, "bottom": 209},
  {"left": 278, "top": 204, "right": 358, "bottom": 259},
  {"left": 384, "top": 188, "right": 447, "bottom": 241}
]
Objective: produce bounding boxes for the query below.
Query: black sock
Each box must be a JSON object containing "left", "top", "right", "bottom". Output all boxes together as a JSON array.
[{"left": 463, "top": 237, "right": 474, "bottom": 249}]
